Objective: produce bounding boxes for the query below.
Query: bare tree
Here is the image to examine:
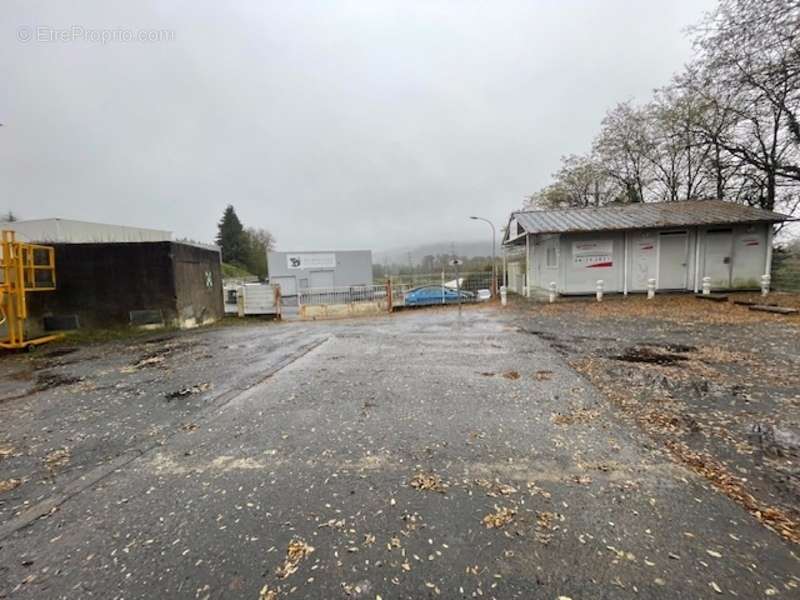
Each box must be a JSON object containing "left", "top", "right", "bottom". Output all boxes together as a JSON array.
[
  {"left": 525, "top": 154, "right": 614, "bottom": 209},
  {"left": 525, "top": 0, "right": 800, "bottom": 217},
  {"left": 692, "top": 0, "right": 800, "bottom": 204},
  {"left": 645, "top": 86, "right": 715, "bottom": 201},
  {"left": 593, "top": 102, "right": 651, "bottom": 203}
]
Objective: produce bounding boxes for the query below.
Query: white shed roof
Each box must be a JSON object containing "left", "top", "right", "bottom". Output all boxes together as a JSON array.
[
  {"left": 504, "top": 200, "right": 793, "bottom": 242},
  {"left": 5, "top": 218, "right": 172, "bottom": 244}
]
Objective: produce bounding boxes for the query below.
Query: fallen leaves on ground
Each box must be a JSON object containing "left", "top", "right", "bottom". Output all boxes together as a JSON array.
[
  {"left": 258, "top": 584, "right": 278, "bottom": 600},
  {"left": 474, "top": 479, "right": 517, "bottom": 497},
  {"left": 502, "top": 370, "right": 520, "bottom": 380},
  {"left": 0, "top": 445, "right": 14, "bottom": 459},
  {"left": 531, "top": 293, "right": 800, "bottom": 326},
  {"left": 121, "top": 355, "right": 166, "bottom": 372},
  {"left": 482, "top": 506, "right": 516, "bottom": 528},
  {"left": 276, "top": 539, "right": 315, "bottom": 579},
  {"left": 408, "top": 471, "right": 448, "bottom": 493},
  {"left": 0, "top": 478, "right": 21, "bottom": 493},
  {"left": 44, "top": 448, "right": 70, "bottom": 471},
  {"left": 535, "top": 511, "right": 563, "bottom": 544},
  {"left": 551, "top": 407, "right": 600, "bottom": 426},
  {"left": 666, "top": 441, "right": 800, "bottom": 545}
]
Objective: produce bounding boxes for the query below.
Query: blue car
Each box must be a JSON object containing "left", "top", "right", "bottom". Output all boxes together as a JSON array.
[{"left": 403, "top": 285, "right": 475, "bottom": 306}]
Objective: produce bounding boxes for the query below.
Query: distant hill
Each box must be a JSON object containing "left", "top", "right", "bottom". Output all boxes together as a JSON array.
[{"left": 374, "top": 240, "right": 495, "bottom": 265}]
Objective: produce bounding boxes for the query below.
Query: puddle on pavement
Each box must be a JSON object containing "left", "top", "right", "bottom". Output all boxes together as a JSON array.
[
  {"left": 35, "top": 371, "right": 82, "bottom": 390},
  {"left": 38, "top": 347, "right": 79, "bottom": 358},
  {"left": 611, "top": 344, "right": 696, "bottom": 366}
]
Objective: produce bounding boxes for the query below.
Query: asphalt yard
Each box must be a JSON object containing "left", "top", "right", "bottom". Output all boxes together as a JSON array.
[{"left": 1, "top": 304, "right": 798, "bottom": 599}]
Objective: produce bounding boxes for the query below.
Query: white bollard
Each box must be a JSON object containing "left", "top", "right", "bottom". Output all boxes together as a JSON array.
[
  {"left": 761, "top": 274, "right": 771, "bottom": 296},
  {"left": 647, "top": 278, "right": 656, "bottom": 299},
  {"left": 596, "top": 280, "right": 604, "bottom": 302},
  {"left": 702, "top": 276, "right": 711, "bottom": 295},
  {"left": 500, "top": 285, "right": 507, "bottom": 306},
  {"left": 548, "top": 282, "right": 557, "bottom": 304}
]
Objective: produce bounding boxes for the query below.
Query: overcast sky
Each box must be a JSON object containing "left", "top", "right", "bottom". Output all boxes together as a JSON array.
[{"left": 1, "top": 1, "right": 716, "bottom": 252}]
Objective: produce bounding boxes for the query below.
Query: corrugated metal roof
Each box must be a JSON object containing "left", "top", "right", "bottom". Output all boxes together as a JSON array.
[
  {"left": 511, "top": 200, "right": 793, "bottom": 236},
  {"left": 9, "top": 218, "right": 172, "bottom": 244}
]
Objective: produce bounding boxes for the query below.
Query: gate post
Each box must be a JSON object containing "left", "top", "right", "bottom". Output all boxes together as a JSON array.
[
  {"left": 386, "top": 279, "right": 393, "bottom": 312},
  {"left": 274, "top": 284, "right": 282, "bottom": 320},
  {"left": 647, "top": 278, "right": 656, "bottom": 299},
  {"left": 702, "top": 277, "right": 712, "bottom": 295}
]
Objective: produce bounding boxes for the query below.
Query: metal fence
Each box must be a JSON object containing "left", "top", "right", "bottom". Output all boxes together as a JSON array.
[
  {"left": 381, "top": 272, "right": 496, "bottom": 294},
  {"left": 773, "top": 252, "right": 800, "bottom": 292},
  {"left": 295, "top": 273, "right": 498, "bottom": 308},
  {"left": 298, "top": 284, "right": 387, "bottom": 306}
]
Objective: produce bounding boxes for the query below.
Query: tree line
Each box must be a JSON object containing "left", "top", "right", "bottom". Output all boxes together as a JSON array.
[
  {"left": 373, "top": 255, "right": 494, "bottom": 280},
  {"left": 526, "top": 0, "right": 799, "bottom": 216},
  {"left": 215, "top": 205, "right": 275, "bottom": 278}
]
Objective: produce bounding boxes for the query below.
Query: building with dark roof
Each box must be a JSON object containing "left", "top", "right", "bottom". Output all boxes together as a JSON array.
[{"left": 501, "top": 200, "right": 794, "bottom": 296}]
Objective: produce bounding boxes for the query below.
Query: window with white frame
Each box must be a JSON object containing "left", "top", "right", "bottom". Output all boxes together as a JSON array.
[{"left": 545, "top": 245, "right": 558, "bottom": 268}]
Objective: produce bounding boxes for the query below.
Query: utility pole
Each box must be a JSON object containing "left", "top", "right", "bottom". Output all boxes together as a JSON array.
[{"left": 469, "top": 216, "right": 497, "bottom": 297}]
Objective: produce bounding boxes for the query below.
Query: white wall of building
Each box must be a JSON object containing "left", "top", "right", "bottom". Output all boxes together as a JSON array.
[{"left": 518, "top": 222, "right": 771, "bottom": 295}]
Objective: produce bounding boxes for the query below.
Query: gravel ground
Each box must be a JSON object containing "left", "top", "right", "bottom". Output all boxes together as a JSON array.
[
  {"left": 514, "top": 292, "right": 800, "bottom": 546},
  {"left": 1, "top": 306, "right": 798, "bottom": 599}
]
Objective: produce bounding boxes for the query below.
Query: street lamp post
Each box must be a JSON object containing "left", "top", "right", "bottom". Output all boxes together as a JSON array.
[{"left": 469, "top": 216, "right": 497, "bottom": 297}]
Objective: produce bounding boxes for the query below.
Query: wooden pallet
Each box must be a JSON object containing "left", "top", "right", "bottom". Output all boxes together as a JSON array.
[
  {"left": 749, "top": 304, "right": 799, "bottom": 315},
  {"left": 694, "top": 293, "right": 729, "bottom": 302}
]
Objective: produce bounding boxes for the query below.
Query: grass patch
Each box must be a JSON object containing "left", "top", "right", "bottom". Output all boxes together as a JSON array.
[
  {"left": 52, "top": 325, "right": 181, "bottom": 346},
  {"left": 222, "top": 262, "right": 254, "bottom": 278}
]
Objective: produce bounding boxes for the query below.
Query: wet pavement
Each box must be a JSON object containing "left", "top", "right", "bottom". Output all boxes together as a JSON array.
[{"left": 0, "top": 306, "right": 798, "bottom": 598}]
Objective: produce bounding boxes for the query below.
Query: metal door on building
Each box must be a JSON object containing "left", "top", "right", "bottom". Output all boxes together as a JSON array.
[
  {"left": 272, "top": 276, "right": 297, "bottom": 296},
  {"left": 310, "top": 270, "right": 334, "bottom": 289},
  {"left": 657, "top": 231, "right": 688, "bottom": 289},
  {"left": 704, "top": 228, "right": 733, "bottom": 289}
]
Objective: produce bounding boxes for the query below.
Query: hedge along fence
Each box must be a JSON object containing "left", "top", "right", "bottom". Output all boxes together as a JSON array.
[{"left": 773, "top": 250, "right": 800, "bottom": 292}]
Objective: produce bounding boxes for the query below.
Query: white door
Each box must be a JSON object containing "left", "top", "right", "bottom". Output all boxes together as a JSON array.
[
  {"left": 658, "top": 231, "right": 688, "bottom": 289},
  {"left": 704, "top": 228, "right": 733, "bottom": 289},
  {"left": 631, "top": 233, "right": 657, "bottom": 290},
  {"left": 310, "top": 270, "right": 334, "bottom": 289},
  {"left": 732, "top": 228, "right": 767, "bottom": 288}
]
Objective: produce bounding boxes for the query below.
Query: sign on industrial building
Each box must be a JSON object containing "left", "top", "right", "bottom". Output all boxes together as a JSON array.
[
  {"left": 286, "top": 253, "right": 336, "bottom": 270},
  {"left": 572, "top": 240, "right": 613, "bottom": 268}
]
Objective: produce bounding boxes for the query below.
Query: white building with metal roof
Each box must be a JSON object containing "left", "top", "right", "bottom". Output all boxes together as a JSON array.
[{"left": 502, "top": 200, "right": 794, "bottom": 296}]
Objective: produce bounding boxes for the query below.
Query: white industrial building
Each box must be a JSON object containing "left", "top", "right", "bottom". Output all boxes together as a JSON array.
[
  {"left": 267, "top": 250, "right": 373, "bottom": 297},
  {"left": 502, "top": 200, "right": 793, "bottom": 296}
]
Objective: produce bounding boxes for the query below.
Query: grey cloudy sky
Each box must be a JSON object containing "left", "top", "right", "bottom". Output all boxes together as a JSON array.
[{"left": 1, "top": 1, "right": 715, "bottom": 252}]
